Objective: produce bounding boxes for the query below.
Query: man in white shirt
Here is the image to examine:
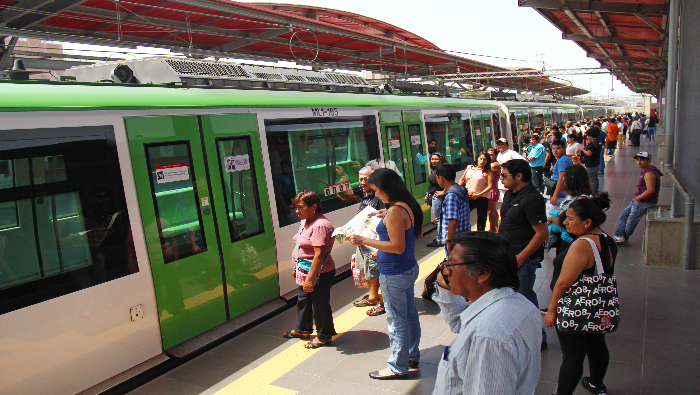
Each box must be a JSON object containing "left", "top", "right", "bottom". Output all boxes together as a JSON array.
[
  {"left": 495, "top": 138, "right": 524, "bottom": 164},
  {"left": 431, "top": 231, "right": 542, "bottom": 395}
]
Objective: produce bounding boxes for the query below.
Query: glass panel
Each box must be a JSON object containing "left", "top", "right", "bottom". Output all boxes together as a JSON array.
[
  {"left": 407, "top": 124, "right": 427, "bottom": 186},
  {"left": 216, "top": 137, "right": 264, "bottom": 242},
  {"left": 482, "top": 116, "right": 493, "bottom": 150},
  {"left": 32, "top": 155, "right": 67, "bottom": 184},
  {"left": 146, "top": 143, "right": 206, "bottom": 263},
  {"left": 265, "top": 116, "right": 380, "bottom": 226},
  {"left": 509, "top": 113, "right": 519, "bottom": 152},
  {"left": 385, "top": 125, "right": 406, "bottom": 181},
  {"left": 424, "top": 113, "right": 473, "bottom": 171},
  {"left": 471, "top": 116, "right": 484, "bottom": 156},
  {"left": 568, "top": 111, "right": 576, "bottom": 121},
  {"left": 492, "top": 113, "right": 502, "bottom": 142}
]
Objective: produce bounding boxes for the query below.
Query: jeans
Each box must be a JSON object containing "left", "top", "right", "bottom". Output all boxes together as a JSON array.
[
  {"left": 647, "top": 126, "right": 656, "bottom": 140},
  {"left": 586, "top": 165, "right": 599, "bottom": 195},
  {"left": 295, "top": 269, "right": 337, "bottom": 341},
  {"left": 615, "top": 201, "right": 656, "bottom": 239},
  {"left": 518, "top": 256, "right": 547, "bottom": 342},
  {"left": 432, "top": 195, "right": 443, "bottom": 242},
  {"left": 599, "top": 148, "right": 605, "bottom": 173},
  {"left": 530, "top": 166, "right": 544, "bottom": 192},
  {"left": 380, "top": 266, "right": 421, "bottom": 374}
]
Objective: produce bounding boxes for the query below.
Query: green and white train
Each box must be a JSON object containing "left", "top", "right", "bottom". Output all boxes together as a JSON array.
[{"left": 0, "top": 72, "right": 618, "bottom": 394}]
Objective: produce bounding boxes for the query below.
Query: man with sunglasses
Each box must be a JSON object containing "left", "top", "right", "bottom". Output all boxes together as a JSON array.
[
  {"left": 431, "top": 231, "right": 541, "bottom": 395},
  {"left": 498, "top": 159, "right": 549, "bottom": 348}
]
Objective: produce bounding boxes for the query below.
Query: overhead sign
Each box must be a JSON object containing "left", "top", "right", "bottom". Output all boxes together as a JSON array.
[{"left": 636, "top": 86, "right": 653, "bottom": 94}]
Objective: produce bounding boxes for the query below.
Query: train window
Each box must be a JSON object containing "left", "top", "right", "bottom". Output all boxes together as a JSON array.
[
  {"left": 492, "top": 113, "right": 502, "bottom": 141},
  {"left": 425, "top": 113, "right": 474, "bottom": 171},
  {"left": 384, "top": 125, "right": 407, "bottom": 181},
  {"left": 0, "top": 126, "right": 137, "bottom": 315},
  {"left": 145, "top": 143, "right": 206, "bottom": 263},
  {"left": 407, "top": 124, "right": 427, "bottom": 185},
  {"left": 215, "top": 137, "right": 264, "bottom": 241},
  {"left": 529, "top": 112, "right": 544, "bottom": 129},
  {"left": 265, "top": 116, "right": 380, "bottom": 227}
]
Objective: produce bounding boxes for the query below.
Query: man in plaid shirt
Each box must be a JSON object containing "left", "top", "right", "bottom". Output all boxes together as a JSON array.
[{"left": 434, "top": 164, "right": 471, "bottom": 257}]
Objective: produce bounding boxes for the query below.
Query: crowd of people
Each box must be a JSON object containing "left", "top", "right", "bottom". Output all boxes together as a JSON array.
[{"left": 281, "top": 111, "right": 660, "bottom": 395}]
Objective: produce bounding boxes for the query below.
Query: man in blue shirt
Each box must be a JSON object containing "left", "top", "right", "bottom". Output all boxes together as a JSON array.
[
  {"left": 549, "top": 140, "right": 574, "bottom": 207},
  {"left": 526, "top": 134, "right": 546, "bottom": 193},
  {"left": 434, "top": 164, "right": 471, "bottom": 257}
]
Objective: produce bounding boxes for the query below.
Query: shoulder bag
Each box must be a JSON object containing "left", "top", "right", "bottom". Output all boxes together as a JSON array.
[{"left": 556, "top": 237, "right": 620, "bottom": 334}]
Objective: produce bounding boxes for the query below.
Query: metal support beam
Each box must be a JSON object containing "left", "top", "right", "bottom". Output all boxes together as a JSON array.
[
  {"left": 663, "top": 0, "right": 679, "bottom": 176},
  {"left": 220, "top": 26, "right": 292, "bottom": 52},
  {"left": 587, "top": 52, "right": 664, "bottom": 64},
  {"left": 0, "top": 0, "right": 53, "bottom": 26},
  {"left": 634, "top": 13, "right": 668, "bottom": 38},
  {"left": 3, "top": 0, "right": 86, "bottom": 29},
  {"left": 519, "top": 0, "right": 668, "bottom": 15},
  {"left": 0, "top": 36, "right": 18, "bottom": 69},
  {"left": 337, "top": 46, "right": 396, "bottom": 64},
  {"left": 563, "top": 33, "right": 663, "bottom": 48}
]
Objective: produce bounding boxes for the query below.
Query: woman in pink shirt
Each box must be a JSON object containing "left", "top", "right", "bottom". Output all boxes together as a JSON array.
[
  {"left": 283, "top": 191, "right": 336, "bottom": 348},
  {"left": 458, "top": 152, "right": 493, "bottom": 230}
]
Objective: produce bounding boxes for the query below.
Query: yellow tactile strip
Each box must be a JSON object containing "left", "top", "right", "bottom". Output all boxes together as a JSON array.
[{"left": 213, "top": 249, "right": 446, "bottom": 395}]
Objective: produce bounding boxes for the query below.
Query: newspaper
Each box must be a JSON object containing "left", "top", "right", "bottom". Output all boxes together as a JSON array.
[{"left": 332, "top": 206, "right": 381, "bottom": 255}]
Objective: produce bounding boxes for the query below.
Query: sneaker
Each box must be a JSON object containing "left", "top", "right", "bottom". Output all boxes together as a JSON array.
[
  {"left": 581, "top": 376, "right": 608, "bottom": 394},
  {"left": 408, "top": 360, "right": 419, "bottom": 371},
  {"left": 613, "top": 236, "right": 628, "bottom": 245}
]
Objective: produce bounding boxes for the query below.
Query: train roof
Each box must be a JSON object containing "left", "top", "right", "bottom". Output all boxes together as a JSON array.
[
  {"left": 0, "top": 80, "right": 501, "bottom": 112},
  {"left": 494, "top": 101, "right": 582, "bottom": 109}
]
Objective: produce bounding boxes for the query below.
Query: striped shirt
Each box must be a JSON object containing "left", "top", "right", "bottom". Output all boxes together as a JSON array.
[{"left": 432, "top": 287, "right": 542, "bottom": 395}]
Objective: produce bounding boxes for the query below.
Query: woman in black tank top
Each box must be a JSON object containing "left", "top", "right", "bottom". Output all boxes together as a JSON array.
[{"left": 543, "top": 193, "right": 618, "bottom": 395}]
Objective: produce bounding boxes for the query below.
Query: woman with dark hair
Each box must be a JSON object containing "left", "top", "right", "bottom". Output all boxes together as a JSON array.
[
  {"left": 347, "top": 168, "right": 423, "bottom": 380},
  {"left": 487, "top": 148, "right": 501, "bottom": 232},
  {"left": 283, "top": 191, "right": 336, "bottom": 349},
  {"left": 427, "top": 152, "right": 448, "bottom": 247},
  {"left": 458, "top": 152, "right": 493, "bottom": 231},
  {"left": 544, "top": 193, "right": 618, "bottom": 395}
]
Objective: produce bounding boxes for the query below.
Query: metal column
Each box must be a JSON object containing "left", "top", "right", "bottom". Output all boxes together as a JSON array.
[{"left": 662, "top": 0, "right": 680, "bottom": 171}]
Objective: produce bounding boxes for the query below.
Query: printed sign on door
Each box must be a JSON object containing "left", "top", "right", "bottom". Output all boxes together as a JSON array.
[
  {"left": 388, "top": 138, "right": 401, "bottom": 149},
  {"left": 155, "top": 163, "right": 189, "bottom": 184},
  {"left": 324, "top": 181, "right": 352, "bottom": 196},
  {"left": 224, "top": 155, "right": 251, "bottom": 172},
  {"left": 410, "top": 135, "right": 421, "bottom": 145}
]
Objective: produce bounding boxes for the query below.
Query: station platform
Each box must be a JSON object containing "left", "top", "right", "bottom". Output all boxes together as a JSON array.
[{"left": 127, "top": 137, "right": 700, "bottom": 395}]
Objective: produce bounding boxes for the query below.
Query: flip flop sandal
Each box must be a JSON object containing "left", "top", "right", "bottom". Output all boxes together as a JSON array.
[
  {"left": 303, "top": 339, "right": 332, "bottom": 349},
  {"left": 283, "top": 331, "right": 310, "bottom": 339},
  {"left": 366, "top": 305, "right": 386, "bottom": 316},
  {"left": 353, "top": 295, "right": 369, "bottom": 306},
  {"left": 354, "top": 298, "right": 379, "bottom": 307}
]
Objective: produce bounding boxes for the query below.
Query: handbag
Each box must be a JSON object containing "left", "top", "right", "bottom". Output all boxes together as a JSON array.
[
  {"left": 294, "top": 226, "right": 331, "bottom": 287},
  {"left": 556, "top": 237, "right": 620, "bottom": 334},
  {"left": 350, "top": 254, "right": 370, "bottom": 289},
  {"left": 425, "top": 191, "right": 433, "bottom": 207},
  {"left": 421, "top": 260, "right": 445, "bottom": 300},
  {"left": 543, "top": 177, "right": 557, "bottom": 195}
]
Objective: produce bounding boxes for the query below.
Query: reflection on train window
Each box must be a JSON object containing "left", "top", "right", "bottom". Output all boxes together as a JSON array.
[
  {"left": 407, "top": 124, "right": 427, "bottom": 186},
  {"left": 529, "top": 112, "right": 544, "bottom": 130},
  {"left": 265, "top": 116, "right": 381, "bottom": 227},
  {"left": 0, "top": 128, "right": 137, "bottom": 314},
  {"left": 425, "top": 113, "right": 474, "bottom": 172},
  {"left": 146, "top": 143, "right": 206, "bottom": 263},
  {"left": 216, "top": 137, "right": 264, "bottom": 242},
  {"left": 384, "top": 125, "right": 406, "bottom": 181},
  {"left": 492, "top": 113, "right": 502, "bottom": 141}
]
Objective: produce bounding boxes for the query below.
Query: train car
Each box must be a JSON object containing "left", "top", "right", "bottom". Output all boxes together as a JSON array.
[
  {"left": 0, "top": 78, "right": 504, "bottom": 395},
  {"left": 494, "top": 101, "right": 584, "bottom": 155}
]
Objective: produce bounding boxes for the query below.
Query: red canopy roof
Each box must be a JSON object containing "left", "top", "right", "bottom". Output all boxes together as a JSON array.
[
  {"left": 0, "top": 0, "right": 587, "bottom": 95},
  {"left": 520, "top": 0, "right": 667, "bottom": 94}
]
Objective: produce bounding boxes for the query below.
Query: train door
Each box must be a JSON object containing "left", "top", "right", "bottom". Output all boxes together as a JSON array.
[
  {"left": 378, "top": 111, "right": 430, "bottom": 225},
  {"left": 470, "top": 111, "right": 485, "bottom": 155},
  {"left": 516, "top": 110, "right": 530, "bottom": 155},
  {"left": 481, "top": 112, "right": 494, "bottom": 149},
  {"left": 125, "top": 114, "right": 277, "bottom": 350}
]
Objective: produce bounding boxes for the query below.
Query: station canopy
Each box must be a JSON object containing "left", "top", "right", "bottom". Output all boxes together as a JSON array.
[
  {"left": 0, "top": 0, "right": 586, "bottom": 96},
  {"left": 519, "top": 0, "right": 668, "bottom": 95}
]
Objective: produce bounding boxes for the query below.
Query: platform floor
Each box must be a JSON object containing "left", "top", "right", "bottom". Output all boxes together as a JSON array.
[{"left": 128, "top": 136, "right": 700, "bottom": 395}]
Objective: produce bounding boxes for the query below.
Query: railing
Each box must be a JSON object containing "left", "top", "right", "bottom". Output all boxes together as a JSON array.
[{"left": 663, "top": 164, "right": 696, "bottom": 270}]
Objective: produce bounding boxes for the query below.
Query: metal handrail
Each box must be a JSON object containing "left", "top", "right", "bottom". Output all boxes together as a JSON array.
[{"left": 663, "top": 164, "right": 696, "bottom": 270}]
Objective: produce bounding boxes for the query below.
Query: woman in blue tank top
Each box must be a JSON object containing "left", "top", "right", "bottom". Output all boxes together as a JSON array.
[{"left": 347, "top": 168, "right": 424, "bottom": 380}]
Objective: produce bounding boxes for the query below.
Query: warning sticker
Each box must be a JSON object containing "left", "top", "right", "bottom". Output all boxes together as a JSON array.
[
  {"left": 410, "top": 135, "right": 421, "bottom": 146},
  {"left": 224, "top": 155, "right": 251, "bottom": 173},
  {"left": 155, "top": 163, "right": 189, "bottom": 184},
  {"left": 324, "top": 181, "right": 352, "bottom": 196},
  {"left": 389, "top": 138, "right": 401, "bottom": 149}
]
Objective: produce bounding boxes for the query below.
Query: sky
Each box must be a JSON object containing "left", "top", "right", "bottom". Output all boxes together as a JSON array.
[{"left": 63, "top": 0, "right": 637, "bottom": 97}]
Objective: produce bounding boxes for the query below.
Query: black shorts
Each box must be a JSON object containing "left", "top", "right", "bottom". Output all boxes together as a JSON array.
[{"left": 606, "top": 140, "right": 617, "bottom": 149}]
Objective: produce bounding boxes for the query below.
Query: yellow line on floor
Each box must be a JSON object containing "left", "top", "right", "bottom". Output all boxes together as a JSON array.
[{"left": 213, "top": 249, "right": 446, "bottom": 395}]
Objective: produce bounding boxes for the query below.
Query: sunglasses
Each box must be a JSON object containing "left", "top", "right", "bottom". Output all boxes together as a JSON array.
[{"left": 500, "top": 173, "right": 512, "bottom": 179}]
